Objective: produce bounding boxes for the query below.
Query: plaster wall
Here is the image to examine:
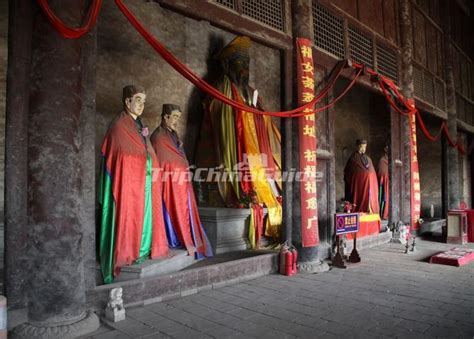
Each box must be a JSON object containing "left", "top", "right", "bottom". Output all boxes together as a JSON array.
[
  {"left": 416, "top": 113, "right": 443, "bottom": 218},
  {"left": 96, "top": 1, "right": 281, "bottom": 167}
]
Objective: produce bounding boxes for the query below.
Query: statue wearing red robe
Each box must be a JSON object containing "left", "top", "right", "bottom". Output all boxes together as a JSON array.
[
  {"left": 99, "top": 86, "right": 168, "bottom": 284},
  {"left": 344, "top": 140, "right": 380, "bottom": 214},
  {"left": 151, "top": 104, "right": 212, "bottom": 258}
]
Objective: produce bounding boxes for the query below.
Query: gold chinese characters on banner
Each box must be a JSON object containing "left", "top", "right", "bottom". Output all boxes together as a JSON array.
[{"left": 296, "top": 38, "right": 319, "bottom": 247}]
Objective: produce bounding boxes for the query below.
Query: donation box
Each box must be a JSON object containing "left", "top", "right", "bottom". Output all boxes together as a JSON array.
[{"left": 447, "top": 210, "right": 468, "bottom": 244}]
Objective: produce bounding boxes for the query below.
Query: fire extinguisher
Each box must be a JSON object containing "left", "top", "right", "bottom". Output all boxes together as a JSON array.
[
  {"left": 279, "top": 243, "right": 298, "bottom": 276},
  {"left": 291, "top": 246, "right": 298, "bottom": 275}
]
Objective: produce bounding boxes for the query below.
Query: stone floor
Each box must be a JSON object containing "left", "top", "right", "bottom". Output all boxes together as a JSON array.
[{"left": 83, "top": 239, "right": 474, "bottom": 338}]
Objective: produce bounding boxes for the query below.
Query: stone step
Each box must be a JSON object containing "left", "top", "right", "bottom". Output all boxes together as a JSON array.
[
  {"left": 420, "top": 218, "right": 446, "bottom": 235},
  {"left": 114, "top": 249, "right": 199, "bottom": 282},
  {"left": 86, "top": 251, "right": 278, "bottom": 312},
  {"left": 346, "top": 230, "right": 392, "bottom": 253}
]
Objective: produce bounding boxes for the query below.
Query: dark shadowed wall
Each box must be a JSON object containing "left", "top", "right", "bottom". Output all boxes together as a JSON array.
[{"left": 417, "top": 112, "right": 443, "bottom": 218}]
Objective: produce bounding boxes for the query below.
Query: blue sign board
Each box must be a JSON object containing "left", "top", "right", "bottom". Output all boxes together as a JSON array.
[{"left": 335, "top": 213, "right": 359, "bottom": 235}]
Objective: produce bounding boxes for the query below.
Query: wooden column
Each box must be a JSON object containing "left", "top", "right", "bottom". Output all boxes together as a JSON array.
[
  {"left": 282, "top": 48, "right": 294, "bottom": 244},
  {"left": 398, "top": 0, "right": 414, "bottom": 224},
  {"left": 291, "top": 0, "right": 328, "bottom": 272},
  {"left": 8, "top": 1, "right": 99, "bottom": 337},
  {"left": 5, "top": 0, "right": 33, "bottom": 320},
  {"left": 441, "top": 3, "right": 460, "bottom": 210}
]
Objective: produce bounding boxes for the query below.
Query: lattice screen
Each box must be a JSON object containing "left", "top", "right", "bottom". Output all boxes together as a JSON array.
[
  {"left": 241, "top": 0, "right": 284, "bottom": 31},
  {"left": 312, "top": 3, "right": 345, "bottom": 59},
  {"left": 376, "top": 42, "right": 398, "bottom": 82},
  {"left": 457, "top": 95, "right": 465, "bottom": 122},
  {"left": 423, "top": 71, "right": 435, "bottom": 105},
  {"left": 435, "top": 79, "right": 446, "bottom": 111},
  {"left": 348, "top": 25, "right": 373, "bottom": 68},
  {"left": 413, "top": 64, "right": 424, "bottom": 99},
  {"left": 214, "top": 0, "right": 236, "bottom": 10},
  {"left": 466, "top": 101, "right": 474, "bottom": 125}
]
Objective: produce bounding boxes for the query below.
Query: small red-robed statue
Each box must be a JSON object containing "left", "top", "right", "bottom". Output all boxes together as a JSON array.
[
  {"left": 344, "top": 139, "right": 380, "bottom": 214},
  {"left": 151, "top": 104, "right": 213, "bottom": 258}
]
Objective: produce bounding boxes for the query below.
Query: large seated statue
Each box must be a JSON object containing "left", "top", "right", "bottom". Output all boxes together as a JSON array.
[{"left": 195, "top": 36, "right": 282, "bottom": 241}]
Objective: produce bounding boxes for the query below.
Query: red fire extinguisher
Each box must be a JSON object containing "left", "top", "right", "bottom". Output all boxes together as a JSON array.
[{"left": 279, "top": 243, "right": 298, "bottom": 276}]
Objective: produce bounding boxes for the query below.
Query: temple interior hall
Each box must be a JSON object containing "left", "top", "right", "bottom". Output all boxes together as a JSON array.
[{"left": 1, "top": 0, "right": 474, "bottom": 337}]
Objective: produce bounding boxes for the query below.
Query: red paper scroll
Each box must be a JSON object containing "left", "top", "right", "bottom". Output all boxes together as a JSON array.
[
  {"left": 296, "top": 38, "right": 319, "bottom": 247},
  {"left": 408, "top": 99, "right": 421, "bottom": 230}
]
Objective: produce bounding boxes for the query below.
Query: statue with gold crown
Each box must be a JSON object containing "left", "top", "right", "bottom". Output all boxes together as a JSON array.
[{"left": 195, "top": 36, "right": 282, "bottom": 246}]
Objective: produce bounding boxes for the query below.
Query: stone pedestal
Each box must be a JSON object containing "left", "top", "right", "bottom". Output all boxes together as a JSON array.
[
  {"left": 199, "top": 207, "right": 252, "bottom": 254},
  {"left": 115, "top": 249, "right": 197, "bottom": 282}
]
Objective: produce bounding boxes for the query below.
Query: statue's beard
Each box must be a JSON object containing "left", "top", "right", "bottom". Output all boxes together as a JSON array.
[{"left": 229, "top": 70, "right": 249, "bottom": 88}]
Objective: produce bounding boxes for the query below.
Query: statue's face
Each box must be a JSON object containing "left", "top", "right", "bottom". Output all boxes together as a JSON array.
[
  {"left": 357, "top": 144, "right": 367, "bottom": 154},
  {"left": 228, "top": 56, "right": 250, "bottom": 82},
  {"left": 125, "top": 93, "right": 146, "bottom": 117},
  {"left": 164, "top": 110, "right": 182, "bottom": 131}
]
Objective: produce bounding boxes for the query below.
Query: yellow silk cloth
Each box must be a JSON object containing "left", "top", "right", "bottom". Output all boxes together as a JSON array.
[
  {"left": 208, "top": 77, "right": 240, "bottom": 202},
  {"left": 359, "top": 213, "right": 381, "bottom": 222},
  {"left": 266, "top": 114, "right": 282, "bottom": 189},
  {"left": 238, "top": 95, "right": 282, "bottom": 238}
]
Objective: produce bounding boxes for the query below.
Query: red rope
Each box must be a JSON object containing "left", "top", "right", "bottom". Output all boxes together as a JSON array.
[
  {"left": 114, "top": 0, "right": 346, "bottom": 117},
  {"left": 377, "top": 79, "right": 412, "bottom": 116},
  {"left": 36, "top": 0, "right": 468, "bottom": 154},
  {"left": 313, "top": 68, "right": 363, "bottom": 113},
  {"left": 37, "top": 0, "right": 102, "bottom": 39}
]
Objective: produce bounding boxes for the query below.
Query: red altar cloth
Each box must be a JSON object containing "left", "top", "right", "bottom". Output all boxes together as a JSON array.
[{"left": 346, "top": 213, "right": 381, "bottom": 240}]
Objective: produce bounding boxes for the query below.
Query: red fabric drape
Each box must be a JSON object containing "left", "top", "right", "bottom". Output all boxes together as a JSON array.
[
  {"left": 102, "top": 112, "right": 168, "bottom": 277},
  {"left": 37, "top": 0, "right": 102, "bottom": 39},
  {"left": 36, "top": 0, "right": 468, "bottom": 154}
]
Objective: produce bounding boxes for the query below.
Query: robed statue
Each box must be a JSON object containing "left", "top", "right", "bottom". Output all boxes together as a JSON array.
[
  {"left": 195, "top": 36, "right": 282, "bottom": 240},
  {"left": 151, "top": 104, "right": 212, "bottom": 258},
  {"left": 99, "top": 85, "right": 168, "bottom": 284},
  {"left": 344, "top": 139, "right": 380, "bottom": 214}
]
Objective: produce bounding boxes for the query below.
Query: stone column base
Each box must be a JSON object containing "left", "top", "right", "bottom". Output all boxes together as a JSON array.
[
  {"left": 297, "top": 260, "right": 330, "bottom": 273},
  {"left": 11, "top": 311, "right": 100, "bottom": 339}
]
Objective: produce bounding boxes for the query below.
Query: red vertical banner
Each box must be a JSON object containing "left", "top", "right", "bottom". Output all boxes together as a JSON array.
[
  {"left": 296, "top": 38, "right": 319, "bottom": 247},
  {"left": 408, "top": 99, "right": 421, "bottom": 230}
]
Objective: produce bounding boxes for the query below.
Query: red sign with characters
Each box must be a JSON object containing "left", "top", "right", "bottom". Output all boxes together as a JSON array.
[
  {"left": 407, "top": 99, "right": 421, "bottom": 230},
  {"left": 296, "top": 38, "right": 319, "bottom": 247}
]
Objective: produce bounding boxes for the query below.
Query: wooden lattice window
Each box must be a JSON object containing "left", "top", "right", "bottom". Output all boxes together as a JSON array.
[
  {"left": 214, "top": 0, "right": 236, "bottom": 10},
  {"left": 312, "top": 3, "right": 345, "bottom": 60},
  {"left": 413, "top": 64, "right": 424, "bottom": 99},
  {"left": 211, "top": 0, "right": 285, "bottom": 31},
  {"left": 376, "top": 42, "right": 398, "bottom": 83},
  {"left": 241, "top": 0, "right": 284, "bottom": 31},
  {"left": 435, "top": 79, "right": 446, "bottom": 111},
  {"left": 348, "top": 25, "right": 373, "bottom": 68},
  {"left": 424, "top": 71, "right": 435, "bottom": 105}
]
